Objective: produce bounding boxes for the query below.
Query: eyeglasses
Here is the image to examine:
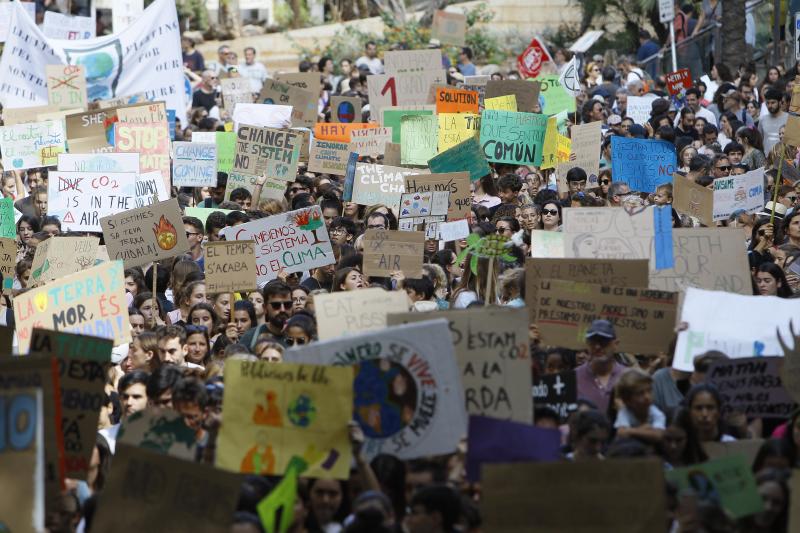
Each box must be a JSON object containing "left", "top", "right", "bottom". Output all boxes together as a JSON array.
[
  {"left": 269, "top": 301, "right": 293, "bottom": 310},
  {"left": 715, "top": 165, "right": 732, "bottom": 171},
  {"left": 496, "top": 227, "right": 511, "bottom": 234},
  {"left": 185, "top": 325, "right": 208, "bottom": 334},
  {"left": 542, "top": 209, "right": 559, "bottom": 216},
  {"left": 330, "top": 227, "right": 347, "bottom": 235},
  {"left": 599, "top": 179, "right": 611, "bottom": 185},
  {"left": 285, "top": 337, "right": 307, "bottom": 346}
]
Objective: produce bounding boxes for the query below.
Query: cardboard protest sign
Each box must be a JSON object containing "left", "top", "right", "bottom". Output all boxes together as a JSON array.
[
  {"left": 706, "top": 356, "right": 794, "bottom": 418},
  {"left": 3, "top": 104, "right": 60, "bottom": 126},
  {"left": 466, "top": 416, "right": 560, "bottom": 481},
  {"left": 484, "top": 79, "right": 541, "bottom": 113},
  {"left": 674, "top": 288, "right": 796, "bottom": 372},
  {"left": 784, "top": 114, "right": 800, "bottom": 147},
  {"left": 0, "top": 387, "right": 44, "bottom": 533},
  {"left": 172, "top": 142, "right": 217, "bottom": 187},
  {"left": 666, "top": 455, "right": 762, "bottom": 519},
  {"left": 216, "top": 360, "right": 353, "bottom": 478},
  {"left": 14, "top": 260, "right": 131, "bottom": 352},
  {"left": 314, "top": 288, "right": 409, "bottom": 341},
  {"left": 435, "top": 86, "right": 479, "bottom": 114},
  {"left": 382, "top": 106, "right": 435, "bottom": 143},
  {"left": 712, "top": 167, "right": 765, "bottom": 220},
  {"left": 330, "top": 96, "right": 362, "bottom": 123},
  {"left": 703, "top": 439, "right": 764, "bottom": 469},
  {"left": 432, "top": 10, "right": 467, "bottom": 46},
  {"left": 0, "top": 197, "right": 15, "bottom": 239},
  {"left": 0, "top": 237, "right": 14, "bottom": 289},
  {"left": 114, "top": 122, "right": 171, "bottom": 189},
  {"left": 535, "top": 279, "right": 678, "bottom": 354},
  {"left": 531, "top": 230, "right": 565, "bottom": 258},
  {"left": 57, "top": 152, "right": 139, "bottom": 173},
  {"left": 349, "top": 126, "right": 392, "bottom": 156},
  {"left": 384, "top": 50, "right": 442, "bottom": 74},
  {"left": 611, "top": 136, "right": 676, "bottom": 193},
  {"left": 225, "top": 170, "right": 286, "bottom": 202},
  {"left": 400, "top": 114, "right": 438, "bottom": 165},
  {"left": 220, "top": 206, "right": 335, "bottom": 284},
  {"left": 48, "top": 171, "right": 137, "bottom": 232},
  {"left": 308, "top": 139, "right": 350, "bottom": 176},
  {"left": 42, "top": 11, "right": 94, "bottom": 40},
  {"left": 275, "top": 72, "right": 322, "bottom": 93},
  {"left": 231, "top": 103, "right": 292, "bottom": 131},
  {"left": 562, "top": 120, "right": 602, "bottom": 184},
  {"left": 46, "top": 65, "right": 87, "bottom": 110},
  {"left": 0, "top": 120, "right": 65, "bottom": 169},
  {"left": 29, "top": 329, "right": 112, "bottom": 479},
  {"left": 666, "top": 68, "right": 692, "bottom": 97},
  {"left": 533, "top": 370, "right": 577, "bottom": 421},
  {"left": 482, "top": 459, "right": 667, "bottom": 533},
  {"left": 438, "top": 112, "right": 480, "bottom": 153},
  {"left": 0, "top": 357, "right": 62, "bottom": 514},
  {"left": 404, "top": 172, "right": 471, "bottom": 220},
  {"left": 30, "top": 236, "right": 99, "bottom": 287},
  {"left": 649, "top": 228, "right": 751, "bottom": 294},
  {"left": 536, "top": 74, "right": 576, "bottom": 115},
  {"left": 64, "top": 107, "right": 115, "bottom": 152},
  {"left": 258, "top": 79, "right": 317, "bottom": 128},
  {"left": 192, "top": 131, "right": 236, "bottom": 173},
  {"left": 429, "top": 136, "right": 491, "bottom": 181},
  {"left": 363, "top": 229, "right": 425, "bottom": 278},
  {"left": 562, "top": 206, "right": 654, "bottom": 264},
  {"left": 116, "top": 101, "right": 168, "bottom": 126},
  {"left": 117, "top": 407, "right": 198, "bottom": 461},
  {"left": 626, "top": 94, "right": 659, "bottom": 124},
  {"left": 397, "top": 191, "right": 448, "bottom": 232},
  {"left": 388, "top": 307, "right": 532, "bottom": 423},
  {"left": 479, "top": 110, "right": 548, "bottom": 166},
  {"left": 205, "top": 241, "right": 257, "bottom": 294},
  {"left": 314, "top": 122, "right": 378, "bottom": 143},
  {"left": 438, "top": 219, "right": 470, "bottom": 241},
  {"left": 352, "top": 163, "right": 419, "bottom": 210},
  {"left": 234, "top": 124, "right": 301, "bottom": 180},
  {"left": 484, "top": 95, "right": 517, "bottom": 111},
  {"left": 286, "top": 319, "right": 467, "bottom": 460},
  {"left": 673, "top": 174, "right": 714, "bottom": 226},
  {"left": 220, "top": 77, "right": 254, "bottom": 111},
  {"left": 92, "top": 444, "right": 242, "bottom": 533},
  {"left": 367, "top": 70, "right": 447, "bottom": 118}
]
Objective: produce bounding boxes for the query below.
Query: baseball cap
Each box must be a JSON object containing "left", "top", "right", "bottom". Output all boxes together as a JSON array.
[{"left": 586, "top": 319, "right": 616, "bottom": 340}]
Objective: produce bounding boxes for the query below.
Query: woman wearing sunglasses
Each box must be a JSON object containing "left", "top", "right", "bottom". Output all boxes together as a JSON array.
[
  {"left": 541, "top": 201, "right": 562, "bottom": 231},
  {"left": 284, "top": 314, "right": 316, "bottom": 347}
]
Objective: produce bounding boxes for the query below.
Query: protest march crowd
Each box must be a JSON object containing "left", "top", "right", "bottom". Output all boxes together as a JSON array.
[{"left": 4, "top": 0, "right": 800, "bottom": 531}]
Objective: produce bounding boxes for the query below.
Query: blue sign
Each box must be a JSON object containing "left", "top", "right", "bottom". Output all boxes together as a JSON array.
[{"left": 611, "top": 136, "right": 677, "bottom": 193}]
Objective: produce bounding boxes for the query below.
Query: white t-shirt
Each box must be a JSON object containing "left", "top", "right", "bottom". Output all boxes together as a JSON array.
[
  {"left": 238, "top": 61, "right": 269, "bottom": 94},
  {"left": 614, "top": 405, "right": 666, "bottom": 429},
  {"left": 355, "top": 56, "right": 384, "bottom": 75}
]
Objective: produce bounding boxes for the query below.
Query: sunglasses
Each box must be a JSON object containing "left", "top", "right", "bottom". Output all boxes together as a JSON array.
[
  {"left": 285, "top": 338, "right": 307, "bottom": 346},
  {"left": 185, "top": 325, "right": 208, "bottom": 334},
  {"left": 716, "top": 165, "right": 731, "bottom": 171},
  {"left": 599, "top": 179, "right": 611, "bottom": 185},
  {"left": 269, "top": 301, "right": 293, "bottom": 310},
  {"left": 542, "top": 209, "right": 559, "bottom": 216}
]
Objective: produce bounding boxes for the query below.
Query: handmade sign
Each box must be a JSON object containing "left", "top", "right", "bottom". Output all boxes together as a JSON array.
[
  {"left": 388, "top": 307, "right": 532, "bottom": 423},
  {"left": 484, "top": 80, "right": 541, "bottom": 113},
  {"left": 559, "top": 59, "right": 581, "bottom": 98},
  {"left": 435, "top": 86, "right": 479, "bottom": 114},
  {"left": 437, "top": 219, "right": 470, "bottom": 242},
  {"left": 673, "top": 174, "right": 714, "bottom": 226},
  {"left": 479, "top": 110, "right": 548, "bottom": 166},
  {"left": 703, "top": 439, "right": 765, "bottom": 468},
  {"left": 780, "top": 324, "right": 800, "bottom": 404},
  {"left": 234, "top": 124, "right": 301, "bottom": 179},
  {"left": 286, "top": 319, "right": 467, "bottom": 460},
  {"left": 397, "top": 191, "right": 448, "bottom": 231},
  {"left": 275, "top": 72, "right": 322, "bottom": 93},
  {"left": 221, "top": 77, "right": 254, "bottom": 111},
  {"left": 42, "top": 11, "right": 94, "bottom": 40},
  {"left": 64, "top": 108, "right": 115, "bottom": 152},
  {"left": 673, "top": 288, "right": 797, "bottom": 372},
  {"left": 382, "top": 106, "right": 434, "bottom": 143},
  {"left": 611, "top": 136, "right": 676, "bottom": 193},
  {"left": 367, "top": 70, "right": 447, "bottom": 118},
  {"left": 0, "top": 387, "right": 44, "bottom": 533},
  {"left": 114, "top": 122, "right": 170, "bottom": 189},
  {"left": 231, "top": 103, "right": 292, "bottom": 131},
  {"left": 466, "top": 416, "right": 560, "bottom": 481},
  {"left": 404, "top": 171, "right": 470, "bottom": 220},
  {"left": 0, "top": 238, "right": 14, "bottom": 289},
  {"left": 0, "top": 197, "right": 15, "bottom": 238},
  {"left": 216, "top": 361, "right": 354, "bottom": 479},
  {"left": 258, "top": 79, "right": 316, "bottom": 128},
  {"left": 484, "top": 95, "right": 517, "bottom": 112},
  {"left": 532, "top": 370, "right": 577, "bottom": 421},
  {"left": 172, "top": 142, "right": 217, "bottom": 187},
  {"left": 531, "top": 230, "right": 565, "bottom": 258},
  {"left": 666, "top": 68, "right": 692, "bottom": 97},
  {"left": 363, "top": 229, "right": 425, "bottom": 278},
  {"left": 535, "top": 280, "right": 678, "bottom": 353},
  {"left": 429, "top": 136, "right": 491, "bottom": 182},
  {"left": 536, "top": 74, "right": 576, "bottom": 115},
  {"left": 29, "top": 329, "right": 112, "bottom": 479},
  {"left": 220, "top": 206, "right": 335, "bottom": 284},
  {"left": 562, "top": 206, "right": 654, "bottom": 262},
  {"left": 563, "top": 121, "right": 602, "bottom": 185},
  {"left": 438, "top": 112, "right": 480, "bottom": 153},
  {"left": 224, "top": 170, "right": 283, "bottom": 202},
  {"left": 649, "top": 228, "right": 751, "bottom": 294},
  {"left": 626, "top": 94, "right": 660, "bottom": 124},
  {"left": 352, "top": 163, "right": 419, "bottom": 210},
  {"left": 117, "top": 407, "right": 197, "bottom": 461},
  {"left": 706, "top": 357, "right": 794, "bottom": 418},
  {"left": 349, "top": 126, "right": 392, "bottom": 156},
  {"left": 48, "top": 171, "right": 137, "bottom": 232},
  {"left": 57, "top": 152, "right": 139, "bottom": 173},
  {"left": 384, "top": 50, "right": 442, "bottom": 74},
  {"left": 314, "top": 122, "right": 378, "bottom": 143},
  {"left": 92, "top": 444, "right": 242, "bottom": 533},
  {"left": 0, "top": 120, "right": 65, "bottom": 169},
  {"left": 308, "top": 139, "right": 349, "bottom": 176},
  {"left": 205, "top": 241, "right": 257, "bottom": 294},
  {"left": 482, "top": 459, "right": 667, "bottom": 533},
  {"left": 432, "top": 10, "right": 467, "bottom": 46},
  {"left": 712, "top": 167, "right": 765, "bottom": 221},
  {"left": 400, "top": 114, "right": 438, "bottom": 165},
  {"left": 666, "top": 455, "right": 762, "bottom": 520},
  {"left": 191, "top": 131, "right": 235, "bottom": 173},
  {"left": 30, "top": 236, "right": 99, "bottom": 287},
  {"left": 3, "top": 103, "right": 60, "bottom": 126},
  {"left": 46, "top": 64, "right": 87, "bottom": 110},
  {"left": 314, "top": 288, "right": 409, "bottom": 341},
  {"left": 330, "top": 96, "right": 362, "bottom": 123}
]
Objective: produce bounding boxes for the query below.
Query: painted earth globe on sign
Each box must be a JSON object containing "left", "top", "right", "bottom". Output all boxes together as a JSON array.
[
  {"left": 287, "top": 394, "right": 317, "bottom": 427},
  {"left": 354, "top": 359, "right": 418, "bottom": 438}
]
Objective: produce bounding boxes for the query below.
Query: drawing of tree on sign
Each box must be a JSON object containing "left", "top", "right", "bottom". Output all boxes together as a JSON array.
[
  {"left": 276, "top": 164, "right": 288, "bottom": 178},
  {"left": 293, "top": 208, "right": 327, "bottom": 245}
]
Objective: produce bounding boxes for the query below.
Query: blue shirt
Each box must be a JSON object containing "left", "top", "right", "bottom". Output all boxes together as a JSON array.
[
  {"left": 637, "top": 40, "right": 660, "bottom": 78},
  {"left": 458, "top": 62, "right": 477, "bottom": 77}
]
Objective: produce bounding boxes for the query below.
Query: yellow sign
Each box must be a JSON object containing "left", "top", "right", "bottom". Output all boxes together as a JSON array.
[
  {"left": 216, "top": 361, "right": 354, "bottom": 479},
  {"left": 541, "top": 117, "right": 571, "bottom": 170},
  {"left": 438, "top": 113, "right": 479, "bottom": 153},
  {"left": 484, "top": 95, "right": 517, "bottom": 112}
]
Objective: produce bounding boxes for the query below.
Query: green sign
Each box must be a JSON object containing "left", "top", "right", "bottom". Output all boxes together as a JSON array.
[
  {"left": 383, "top": 109, "right": 434, "bottom": 144},
  {"left": 479, "top": 110, "right": 548, "bottom": 166},
  {"left": 536, "top": 74, "right": 577, "bottom": 115},
  {"left": 0, "top": 197, "right": 15, "bottom": 238},
  {"left": 216, "top": 131, "right": 236, "bottom": 174},
  {"left": 428, "top": 136, "right": 491, "bottom": 181}
]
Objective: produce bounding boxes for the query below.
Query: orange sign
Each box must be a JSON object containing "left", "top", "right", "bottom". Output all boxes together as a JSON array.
[
  {"left": 314, "top": 122, "right": 378, "bottom": 143},
  {"left": 436, "top": 87, "right": 479, "bottom": 114}
]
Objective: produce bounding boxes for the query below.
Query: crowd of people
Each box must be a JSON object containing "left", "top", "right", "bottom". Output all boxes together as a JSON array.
[{"left": 4, "top": 1, "right": 800, "bottom": 531}]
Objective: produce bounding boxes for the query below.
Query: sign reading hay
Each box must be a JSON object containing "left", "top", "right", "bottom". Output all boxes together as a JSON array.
[
  {"left": 314, "top": 288, "right": 409, "bottom": 341},
  {"left": 216, "top": 361, "right": 354, "bottom": 479},
  {"left": 234, "top": 124, "right": 301, "bottom": 179},
  {"left": 286, "top": 319, "right": 467, "bottom": 460},
  {"left": 205, "top": 241, "right": 257, "bottom": 294},
  {"left": 363, "top": 229, "right": 425, "bottom": 278},
  {"left": 535, "top": 280, "right": 678, "bottom": 354},
  {"left": 100, "top": 199, "right": 190, "bottom": 268},
  {"left": 388, "top": 308, "right": 532, "bottom": 423},
  {"left": 220, "top": 206, "right": 335, "bottom": 285},
  {"left": 0, "top": 120, "right": 65, "bottom": 169},
  {"left": 479, "top": 110, "right": 547, "bottom": 166},
  {"left": 172, "top": 142, "right": 217, "bottom": 187},
  {"left": 46, "top": 64, "right": 87, "bottom": 110}
]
